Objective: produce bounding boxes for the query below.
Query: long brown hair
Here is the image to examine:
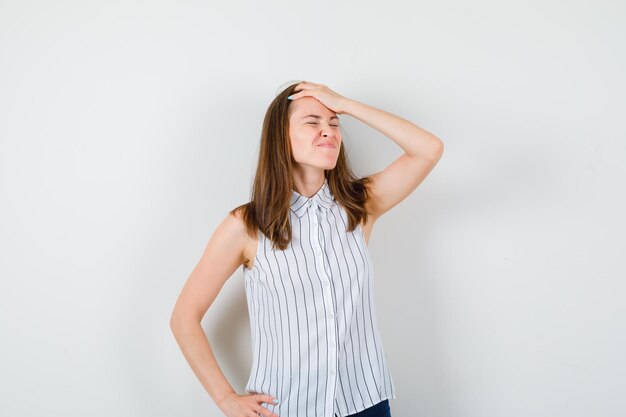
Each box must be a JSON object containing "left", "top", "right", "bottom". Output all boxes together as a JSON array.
[{"left": 230, "top": 81, "right": 373, "bottom": 250}]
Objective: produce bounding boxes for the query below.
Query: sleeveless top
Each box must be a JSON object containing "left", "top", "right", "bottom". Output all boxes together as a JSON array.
[{"left": 242, "top": 178, "right": 397, "bottom": 417}]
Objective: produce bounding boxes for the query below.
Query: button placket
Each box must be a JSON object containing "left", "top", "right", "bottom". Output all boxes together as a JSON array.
[{"left": 309, "top": 203, "right": 338, "bottom": 415}]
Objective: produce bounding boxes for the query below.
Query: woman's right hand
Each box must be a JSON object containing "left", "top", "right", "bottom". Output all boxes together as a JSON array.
[{"left": 218, "top": 392, "right": 280, "bottom": 417}]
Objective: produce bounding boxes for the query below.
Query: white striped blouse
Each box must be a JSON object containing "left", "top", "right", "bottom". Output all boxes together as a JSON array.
[{"left": 242, "top": 178, "right": 397, "bottom": 417}]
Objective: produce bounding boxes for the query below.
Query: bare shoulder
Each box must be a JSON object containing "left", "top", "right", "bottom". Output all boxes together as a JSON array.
[
  {"left": 203, "top": 208, "right": 249, "bottom": 269},
  {"left": 227, "top": 207, "right": 257, "bottom": 269},
  {"left": 170, "top": 208, "right": 252, "bottom": 323}
]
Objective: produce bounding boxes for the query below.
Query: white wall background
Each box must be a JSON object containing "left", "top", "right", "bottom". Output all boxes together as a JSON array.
[{"left": 1, "top": 1, "right": 625, "bottom": 416}]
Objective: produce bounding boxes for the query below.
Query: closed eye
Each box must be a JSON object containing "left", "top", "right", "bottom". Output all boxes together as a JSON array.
[{"left": 307, "top": 122, "right": 339, "bottom": 127}]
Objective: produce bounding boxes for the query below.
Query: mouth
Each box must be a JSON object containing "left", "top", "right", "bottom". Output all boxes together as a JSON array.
[{"left": 317, "top": 142, "right": 336, "bottom": 148}]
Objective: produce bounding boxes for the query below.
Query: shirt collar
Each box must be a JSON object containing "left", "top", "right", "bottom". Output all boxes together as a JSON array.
[{"left": 290, "top": 178, "right": 335, "bottom": 218}]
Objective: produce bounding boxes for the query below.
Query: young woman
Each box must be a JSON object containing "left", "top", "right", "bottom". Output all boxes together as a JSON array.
[{"left": 170, "top": 81, "right": 444, "bottom": 417}]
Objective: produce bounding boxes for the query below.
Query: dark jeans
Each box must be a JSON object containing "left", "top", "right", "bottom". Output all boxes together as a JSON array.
[{"left": 336, "top": 399, "right": 391, "bottom": 417}]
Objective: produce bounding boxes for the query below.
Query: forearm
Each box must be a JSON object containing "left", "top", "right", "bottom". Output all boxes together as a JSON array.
[
  {"left": 170, "top": 319, "right": 236, "bottom": 408},
  {"left": 340, "top": 98, "right": 442, "bottom": 159}
]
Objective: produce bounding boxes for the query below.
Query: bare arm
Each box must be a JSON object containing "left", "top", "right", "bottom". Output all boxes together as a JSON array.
[
  {"left": 169, "top": 210, "right": 251, "bottom": 410},
  {"left": 341, "top": 98, "right": 444, "bottom": 220}
]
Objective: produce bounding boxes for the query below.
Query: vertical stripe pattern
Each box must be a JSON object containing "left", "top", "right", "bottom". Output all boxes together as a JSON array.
[{"left": 242, "top": 178, "right": 396, "bottom": 417}]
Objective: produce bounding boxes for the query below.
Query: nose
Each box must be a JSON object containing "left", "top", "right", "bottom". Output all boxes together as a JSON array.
[{"left": 321, "top": 124, "right": 335, "bottom": 137}]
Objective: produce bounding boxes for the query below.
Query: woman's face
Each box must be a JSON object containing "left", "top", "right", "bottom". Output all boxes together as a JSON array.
[{"left": 288, "top": 97, "right": 342, "bottom": 171}]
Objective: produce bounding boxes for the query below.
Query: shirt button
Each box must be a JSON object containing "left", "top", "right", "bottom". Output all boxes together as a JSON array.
[
  {"left": 330, "top": 342, "right": 335, "bottom": 347},
  {"left": 323, "top": 280, "right": 329, "bottom": 286},
  {"left": 328, "top": 313, "right": 334, "bottom": 319},
  {"left": 330, "top": 370, "right": 336, "bottom": 375}
]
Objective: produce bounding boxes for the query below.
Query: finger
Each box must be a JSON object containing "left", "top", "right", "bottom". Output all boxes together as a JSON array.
[
  {"left": 257, "top": 394, "right": 279, "bottom": 405},
  {"left": 287, "top": 91, "right": 306, "bottom": 100},
  {"left": 254, "top": 405, "right": 279, "bottom": 417},
  {"left": 296, "top": 80, "right": 319, "bottom": 90},
  {"left": 293, "top": 83, "right": 309, "bottom": 93}
]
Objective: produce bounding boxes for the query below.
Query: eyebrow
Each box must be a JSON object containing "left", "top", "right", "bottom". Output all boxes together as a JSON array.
[{"left": 302, "top": 114, "right": 339, "bottom": 121}]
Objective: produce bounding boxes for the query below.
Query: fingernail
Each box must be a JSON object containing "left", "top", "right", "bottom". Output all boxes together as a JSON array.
[
  {"left": 287, "top": 95, "right": 293, "bottom": 100},
  {"left": 273, "top": 398, "right": 280, "bottom": 404}
]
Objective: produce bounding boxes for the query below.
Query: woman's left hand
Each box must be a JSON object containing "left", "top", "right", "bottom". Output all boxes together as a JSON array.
[{"left": 288, "top": 81, "right": 349, "bottom": 114}]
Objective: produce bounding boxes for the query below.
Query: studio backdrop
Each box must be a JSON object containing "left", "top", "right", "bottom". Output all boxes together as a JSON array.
[{"left": 1, "top": 1, "right": 624, "bottom": 417}]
